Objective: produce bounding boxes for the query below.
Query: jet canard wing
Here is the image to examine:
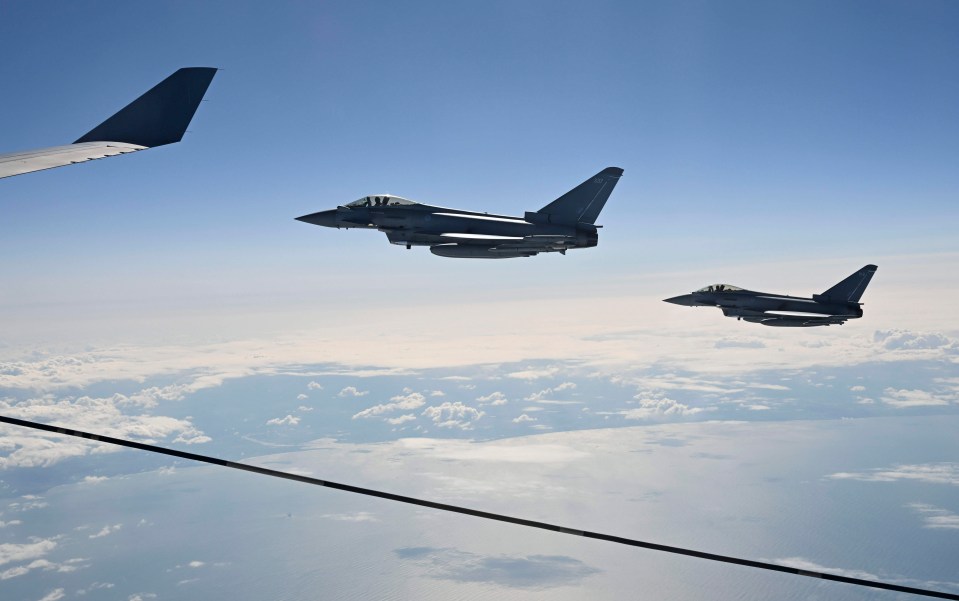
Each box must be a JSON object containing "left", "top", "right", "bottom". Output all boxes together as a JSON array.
[{"left": 0, "top": 67, "right": 217, "bottom": 179}]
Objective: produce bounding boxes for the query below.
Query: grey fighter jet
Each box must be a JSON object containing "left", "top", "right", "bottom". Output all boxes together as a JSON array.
[
  {"left": 0, "top": 67, "right": 217, "bottom": 179},
  {"left": 296, "top": 167, "right": 623, "bottom": 258},
  {"left": 664, "top": 264, "right": 878, "bottom": 327}
]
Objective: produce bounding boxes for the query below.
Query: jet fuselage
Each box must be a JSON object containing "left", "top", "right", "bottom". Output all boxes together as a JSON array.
[
  {"left": 663, "top": 265, "right": 877, "bottom": 327},
  {"left": 665, "top": 289, "right": 863, "bottom": 326},
  {"left": 296, "top": 167, "right": 621, "bottom": 258},
  {"left": 305, "top": 203, "right": 591, "bottom": 239}
]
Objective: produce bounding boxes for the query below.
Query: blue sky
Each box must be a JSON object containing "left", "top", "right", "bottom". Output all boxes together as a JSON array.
[{"left": 1, "top": 1, "right": 957, "bottom": 344}]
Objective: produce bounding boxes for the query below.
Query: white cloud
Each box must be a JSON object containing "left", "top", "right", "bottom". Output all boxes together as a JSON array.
[
  {"left": 395, "top": 438, "right": 588, "bottom": 464},
  {"left": 828, "top": 463, "right": 959, "bottom": 486},
  {"left": 525, "top": 382, "right": 576, "bottom": 401},
  {"left": 881, "top": 388, "right": 952, "bottom": 408},
  {"left": 0, "top": 539, "right": 80, "bottom": 581},
  {"left": 188, "top": 560, "right": 205, "bottom": 568},
  {"left": 173, "top": 431, "right": 212, "bottom": 445},
  {"left": 422, "top": 402, "right": 485, "bottom": 430},
  {"left": 10, "top": 496, "right": 47, "bottom": 510},
  {"left": 430, "top": 390, "right": 446, "bottom": 397},
  {"left": 623, "top": 395, "right": 711, "bottom": 419},
  {"left": 117, "top": 383, "right": 197, "bottom": 408},
  {"left": 396, "top": 547, "right": 599, "bottom": 588},
  {"left": 714, "top": 337, "right": 766, "bottom": 349},
  {"left": 513, "top": 414, "right": 537, "bottom": 424},
  {"left": 625, "top": 374, "right": 744, "bottom": 395},
  {"left": 0, "top": 394, "right": 210, "bottom": 468},
  {"left": 89, "top": 523, "right": 122, "bottom": 539},
  {"left": 77, "top": 582, "right": 114, "bottom": 595},
  {"left": 0, "top": 520, "right": 21, "bottom": 528},
  {"left": 0, "top": 538, "right": 57, "bottom": 567},
  {"left": 266, "top": 415, "right": 300, "bottom": 426},
  {"left": 338, "top": 386, "right": 369, "bottom": 397},
  {"left": 525, "top": 389, "right": 550, "bottom": 401},
  {"left": 82, "top": 476, "right": 108, "bottom": 484},
  {"left": 297, "top": 405, "right": 314, "bottom": 412},
  {"left": 296, "top": 393, "right": 308, "bottom": 400},
  {"left": 353, "top": 392, "right": 426, "bottom": 420},
  {"left": 772, "top": 557, "right": 879, "bottom": 580},
  {"left": 850, "top": 385, "right": 866, "bottom": 392},
  {"left": 37, "top": 589, "right": 65, "bottom": 601},
  {"left": 307, "top": 381, "right": 323, "bottom": 390},
  {"left": 874, "top": 330, "right": 959, "bottom": 351},
  {"left": 321, "top": 512, "right": 378, "bottom": 522},
  {"left": 907, "top": 503, "right": 959, "bottom": 529},
  {"left": 507, "top": 366, "right": 559, "bottom": 380},
  {"left": 744, "top": 404, "right": 770, "bottom": 411},
  {"left": 1, "top": 562, "right": 34, "bottom": 580},
  {"left": 745, "top": 383, "right": 790, "bottom": 391},
  {"left": 387, "top": 414, "right": 416, "bottom": 425},
  {"left": 476, "top": 391, "right": 507, "bottom": 405}
]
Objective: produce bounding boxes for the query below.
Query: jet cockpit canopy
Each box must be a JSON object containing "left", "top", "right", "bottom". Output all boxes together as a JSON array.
[
  {"left": 345, "top": 195, "right": 417, "bottom": 208},
  {"left": 696, "top": 284, "right": 744, "bottom": 293}
]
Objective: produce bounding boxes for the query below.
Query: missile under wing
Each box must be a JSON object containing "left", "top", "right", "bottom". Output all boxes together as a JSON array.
[
  {"left": 0, "top": 68, "right": 217, "bottom": 180},
  {"left": 663, "top": 265, "right": 878, "bottom": 327},
  {"left": 296, "top": 167, "right": 624, "bottom": 259}
]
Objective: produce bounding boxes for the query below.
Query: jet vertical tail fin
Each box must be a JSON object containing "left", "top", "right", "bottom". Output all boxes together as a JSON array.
[
  {"left": 534, "top": 167, "right": 623, "bottom": 225},
  {"left": 819, "top": 264, "right": 878, "bottom": 303},
  {"left": 74, "top": 67, "right": 217, "bottom": 148}
]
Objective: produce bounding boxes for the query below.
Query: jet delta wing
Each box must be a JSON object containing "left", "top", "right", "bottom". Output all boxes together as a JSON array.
[
  {"left": 0, "top": 68, "right": 217, "bottom": 179},
  {"left": 664, "top": 265, "right": 878, "bottom": 327},
  {"left": 296, "top": 167, "right": 624, "bottom": 259}
]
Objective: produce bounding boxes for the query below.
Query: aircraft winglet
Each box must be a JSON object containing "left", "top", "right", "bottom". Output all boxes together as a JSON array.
[
  {"left": 75, "top": 67, "right": 218, "bottom": 148},
  {"left": 0, "top": 68, "right": 218, "bottom": 179}
]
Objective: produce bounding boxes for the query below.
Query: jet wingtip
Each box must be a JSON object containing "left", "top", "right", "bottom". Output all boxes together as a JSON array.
[
  {"left": 176, "top": 67, "right": 219, "bottom": 84},
  {"left": 173, "top": 66, "right": 218, "bottom": 74},
  {"left": 73, "top": 66, "right": 218, "bottom": 148}
]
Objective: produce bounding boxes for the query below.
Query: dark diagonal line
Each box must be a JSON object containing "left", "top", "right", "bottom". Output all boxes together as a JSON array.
[{"left": 1, "top": 414, "right": 956, "bottom": 600}]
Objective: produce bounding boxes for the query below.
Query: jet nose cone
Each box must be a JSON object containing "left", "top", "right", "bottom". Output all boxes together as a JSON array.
[
  {"left": 295, "top": 209, "right": 338, "bottom": 228},
  {"left": 663, "top": 295, "right": 696, "bottom": 306}
]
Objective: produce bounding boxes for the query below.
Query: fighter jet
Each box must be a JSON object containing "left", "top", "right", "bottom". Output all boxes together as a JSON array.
[
  {"left": 0, "top": 67, "right": 217, "bottom": 179},
  {"left": 664, "top": 264, "right": 878, "bottom": 327},
  {"left": 295, "top": 167, "right": 623, "bottom": 258}
]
